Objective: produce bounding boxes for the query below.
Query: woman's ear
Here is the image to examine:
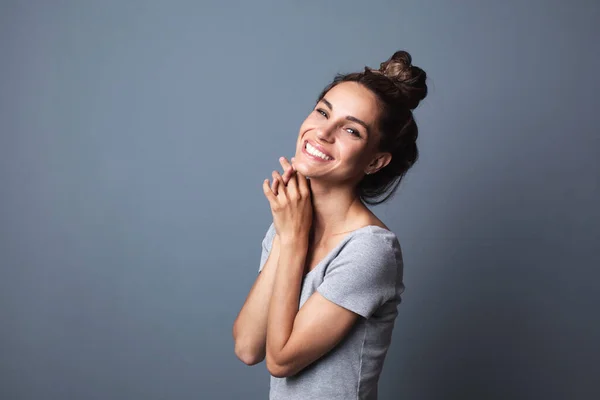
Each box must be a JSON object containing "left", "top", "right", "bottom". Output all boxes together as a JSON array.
[{"left": 367, "top": 152, "right": 392, "bottom": 174}]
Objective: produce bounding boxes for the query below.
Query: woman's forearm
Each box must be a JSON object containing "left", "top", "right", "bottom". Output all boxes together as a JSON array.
[
  {"left": 266, "top": 235, "right": 309, "bottom": 363},
  {"left": 233, "top": 235, "right": 281, "bottom": 365}
]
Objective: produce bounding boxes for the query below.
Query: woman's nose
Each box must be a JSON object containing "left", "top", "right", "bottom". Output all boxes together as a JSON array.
[{"left": 316, "top": 124, "right": 335, "bottom": 142}]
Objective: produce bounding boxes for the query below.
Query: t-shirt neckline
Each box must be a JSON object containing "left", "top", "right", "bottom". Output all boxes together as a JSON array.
[{"left": 303, "top": 225, "right": 391, "bottom": 278}]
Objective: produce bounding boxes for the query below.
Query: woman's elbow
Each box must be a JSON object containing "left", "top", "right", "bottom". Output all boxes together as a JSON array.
[
  {"left": 265, "top": 353, "right": 296, "bottom": 378},
  {"left": 234, "top": 342, "right": 265, "bottom": 366},
  {"left": 266, "top": 362, "right": 289, "bottom": 378}
]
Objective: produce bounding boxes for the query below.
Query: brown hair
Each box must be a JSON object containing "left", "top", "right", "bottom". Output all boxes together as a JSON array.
[{"left": 316, "top": 50, "right": 428, "bottom": 205}]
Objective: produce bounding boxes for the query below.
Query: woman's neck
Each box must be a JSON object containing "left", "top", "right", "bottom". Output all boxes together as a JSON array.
[{"left": 308, "top": 179, "right": 366, "bottom": 244}]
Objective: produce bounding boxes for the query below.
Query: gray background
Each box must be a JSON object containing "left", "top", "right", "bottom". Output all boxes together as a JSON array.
[{"left": 1, "top": 0, "right": 598, "bottom": 399}]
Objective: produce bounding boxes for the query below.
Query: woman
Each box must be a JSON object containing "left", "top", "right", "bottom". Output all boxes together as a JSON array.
[{"left": 233, "top": 50, "right": 428, "bottom": 399}]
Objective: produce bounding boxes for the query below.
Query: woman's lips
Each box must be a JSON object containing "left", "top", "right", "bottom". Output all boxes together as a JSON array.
[
  {"left": 305, "top": 140, "right": 333, "bottom": 159},
  {"left": 302, "top": 141, "right": 334, "bottom": 163}
]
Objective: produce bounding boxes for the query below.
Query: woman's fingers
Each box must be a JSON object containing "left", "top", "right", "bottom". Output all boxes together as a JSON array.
[
  {"left": 270, "top": 157, "right": 296, "bottom": 195},
  {"left": 272, "top": 170, "right": 286, "bottom": 196},
  {"left": 271, "top": 171, "right": 280, "bottom": 195},
  {"left": 285, "top": 163, "right": 299, "bottom": 196},
  {"left": 296, "top": 170, "right": 310, "bottom": 196},
  {"left": 272, "top": 170, "right": 285, "bottom": 195},
  {"left": 263, "top": 179, "right": 277, "bottom": 204},
  {"left": 279, "top": 157, "right": 296, "bottom": 186}
]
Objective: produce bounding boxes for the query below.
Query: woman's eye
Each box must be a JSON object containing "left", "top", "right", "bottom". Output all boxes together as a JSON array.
[
  {"left": 346, "top": 128, "right": 360, "bottom": 137},
  {"left": 316, "top": 109, "right": 327, "bottom": 117}
]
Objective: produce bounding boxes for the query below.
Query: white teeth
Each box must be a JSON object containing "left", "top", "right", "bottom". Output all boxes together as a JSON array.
[{"left": 306, "top": 142, "right": 332, "bottom": 160}]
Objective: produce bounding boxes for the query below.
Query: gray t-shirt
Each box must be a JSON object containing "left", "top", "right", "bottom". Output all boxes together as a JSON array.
[{"left": 258, "top": 222, "right": 405, "bottom": 400}]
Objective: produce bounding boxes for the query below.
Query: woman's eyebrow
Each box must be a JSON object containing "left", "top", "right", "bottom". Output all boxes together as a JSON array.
[
  {"left": 321, "top": 98, "right": 371, "bottom": 135},
  {"left": 321, "top": 98, "right": 334, "bottom": 110},
  {"left": 346, "top": 116, "right": 370, "bottom": 134}
]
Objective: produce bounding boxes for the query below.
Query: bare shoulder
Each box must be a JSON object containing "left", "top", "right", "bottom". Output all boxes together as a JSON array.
[
  {"left": 369, "top": 218, "right": 389, "bottom": 231},
  {"left": 357, "top": 210, "right": 390, "bottom": 231}
]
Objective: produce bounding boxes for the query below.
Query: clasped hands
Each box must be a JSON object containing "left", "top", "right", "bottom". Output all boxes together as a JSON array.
[{"left": 262, "top": 157, "right": 313, "bottom": 243}]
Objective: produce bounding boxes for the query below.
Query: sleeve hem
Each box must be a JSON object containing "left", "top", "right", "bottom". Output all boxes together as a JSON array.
[{"left": 317, "top": 287, "right": 370, "bottom": 319}]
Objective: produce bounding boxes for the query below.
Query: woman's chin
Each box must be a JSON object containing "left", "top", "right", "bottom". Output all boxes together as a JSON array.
[
  {"left": 293, "top": 162, "right": 314, "bottom": 177},
  {"left": 294, "top": 161, "right": 315, "bottom": 177},
  {"left": 293, "top": 158, "right": 335, "bottom": 179}
]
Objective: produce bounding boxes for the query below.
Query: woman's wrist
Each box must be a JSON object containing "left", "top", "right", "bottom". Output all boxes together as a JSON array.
[{"left": 278, "top": 233, "right": 309, "bottom": 248}]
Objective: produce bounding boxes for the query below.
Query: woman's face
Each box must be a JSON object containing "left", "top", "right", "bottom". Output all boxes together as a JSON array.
[{"left": 293, "top": 81, "right": 383, "bottom": 184}]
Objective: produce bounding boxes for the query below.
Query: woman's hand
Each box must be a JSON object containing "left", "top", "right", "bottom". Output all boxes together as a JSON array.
[
  {"left": 271, "top": 157, "right": 296, "bottom": 196},
  {"left": 263, "top": 157, "right": 313, "bottom": 243},
  {"left": 270, "top": 157, "right": 296, "bottom": 241}
]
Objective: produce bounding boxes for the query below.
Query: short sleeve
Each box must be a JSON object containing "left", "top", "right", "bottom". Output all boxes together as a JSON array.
[
  {"left": 316, "top": 232, "right": 399, "bottom": 318},
  {"left": 258, "top": 223, "right": 276, "bottom": 273}
]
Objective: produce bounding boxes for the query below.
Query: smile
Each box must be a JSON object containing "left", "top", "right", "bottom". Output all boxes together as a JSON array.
[{"left": 303, "top": 141, "right": 333, "bottom": 161}]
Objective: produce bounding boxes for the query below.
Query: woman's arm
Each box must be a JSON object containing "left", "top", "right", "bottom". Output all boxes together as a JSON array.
[
  {"left": 233, "top": 156, "right": 296, "bottom": 365},
  {"left": 232, "top": 233, "right": 281, "bottom": 365},
  {"left": 264, "top": 232, "right": 398, "bottom": 378},
  {"left": 264, "top": 237, "right": 361, "bottom": 378}
]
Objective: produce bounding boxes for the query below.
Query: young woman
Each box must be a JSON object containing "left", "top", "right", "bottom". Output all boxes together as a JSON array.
[{"left": 233, "top": 50, "right": 428, "bottom": 399}]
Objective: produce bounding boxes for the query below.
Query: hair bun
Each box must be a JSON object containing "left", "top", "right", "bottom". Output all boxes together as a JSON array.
[{"left": 378, "top": 50, "right": 427, "bottom": 110}]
